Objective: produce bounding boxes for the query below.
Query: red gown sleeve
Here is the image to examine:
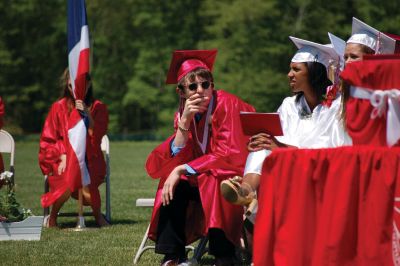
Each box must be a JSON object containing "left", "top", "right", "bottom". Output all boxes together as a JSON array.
[
  {"left": 38, "top": 103, "right": 65, "bottom": 175},
  {"left": 186, "top": 94, "right": 255, "bottom": 177},
  {"left": 146, "top": 92, "right": 255, "bottom": 180},
  {"left": 145, "top": 130, "right": 195, "bottom": 179}
]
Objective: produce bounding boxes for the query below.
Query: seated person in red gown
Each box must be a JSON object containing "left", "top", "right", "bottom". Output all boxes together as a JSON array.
[
  {"left": 145, "top": 49, "right": 255, "bottom": 266},
  {"left": 0, "top": 97, "right": 4, "bottom": 173},
  {"left": 39, "top": 69, "right": 109, "bottom": 227}
]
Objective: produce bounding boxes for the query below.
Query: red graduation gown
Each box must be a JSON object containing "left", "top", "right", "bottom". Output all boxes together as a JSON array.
[
  {"left": 146, "top": 90, "right": 255, "bottom": 245},
  {"left": 39, "top": 98, "right": 108, "bottom": 207}
]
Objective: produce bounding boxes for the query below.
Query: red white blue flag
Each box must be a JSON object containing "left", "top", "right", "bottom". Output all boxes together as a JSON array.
[{"left": 66, "top": 0, "right": 91, "bottom": 190}]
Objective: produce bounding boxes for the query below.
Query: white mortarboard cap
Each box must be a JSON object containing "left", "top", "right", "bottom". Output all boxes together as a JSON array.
[
  {"left": 290, "top": 36, "right": 339, "bottom": 70},
  {"left": 347, "top": 17, "right": 396, "bottom": 54},
  {"left": 328, "top": 32, "right": 346, "bottom": 70}
]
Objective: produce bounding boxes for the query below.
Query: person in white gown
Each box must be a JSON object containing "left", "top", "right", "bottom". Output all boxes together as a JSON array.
[
  {"left": 343, "top": 17, "right": 396, "bottom": 65},
  {"left": 221, "top": 36, "right": 352, "bottom": 213}
]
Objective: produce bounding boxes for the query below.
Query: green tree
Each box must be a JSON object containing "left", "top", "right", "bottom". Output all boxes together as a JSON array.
[
  {"left": 122, "top": 0, "right": 205, "bottom": 136},
  {"left": 0, "top": 0, "right": 66, "bottom": 133}
]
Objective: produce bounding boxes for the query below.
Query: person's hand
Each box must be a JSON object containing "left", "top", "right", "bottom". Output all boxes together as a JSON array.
[
  {"left": 248, "top": 133, "right": 286, "bottom": 152},
  {"left": 58, "top": 154, "right": 67, "bottom": 175},
  {"left": 75, "top": 100, "right": 89, "bottom": 113},
  {"left": 181, "top": 93, "right": 209, "bottom": 124},
  {"left": 75, "top": 100, "right": 94, "bottom": 130},
  {"left": 162, "top": 165, "right": 186, "bottom": 206}
]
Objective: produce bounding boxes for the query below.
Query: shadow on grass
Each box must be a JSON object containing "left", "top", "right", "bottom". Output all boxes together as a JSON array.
[
  {"left": 106, "top": 218, "right": 138, "bottom": 225},
  {"left": 56, "top": 219, "right": 138, "bottom": 229}
]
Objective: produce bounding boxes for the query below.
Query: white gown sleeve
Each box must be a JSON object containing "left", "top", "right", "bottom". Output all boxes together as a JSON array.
[{"left": 244, "top": 149, "right": 272, "bottom": 175}]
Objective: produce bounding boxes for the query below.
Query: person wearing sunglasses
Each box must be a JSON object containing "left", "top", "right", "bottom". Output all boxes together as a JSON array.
[
  {"left": 145, "top": 49, "right": 255, "bottom": 266},
  {"left": 39, "top": 68, "right": 109, "bottom": 228},
  {"left": 221, "top": 37, "right": 352, "bottom": 222}
]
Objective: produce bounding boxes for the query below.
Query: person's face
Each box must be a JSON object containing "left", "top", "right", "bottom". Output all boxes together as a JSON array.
[
  {"left": 344, "top": 43, "right": 365, "bottom": 65},
  {"left": 67, "top": 79, "right": 90, "bottom": 96},
  {"left": 287, "top": 62, "right": 310, "bottom": 94},
  {"left": 180, "top": 75, "right": 213, "bottom": 112}
]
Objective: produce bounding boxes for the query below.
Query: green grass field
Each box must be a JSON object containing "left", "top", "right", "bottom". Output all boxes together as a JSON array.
[{"left": 0, "top": 141, "right": 193, "bottom": 265}]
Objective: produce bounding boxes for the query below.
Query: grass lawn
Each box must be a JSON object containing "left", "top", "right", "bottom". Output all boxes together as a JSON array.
[{"left": 0, "top": 141, "right": 205, "bottom": 265}]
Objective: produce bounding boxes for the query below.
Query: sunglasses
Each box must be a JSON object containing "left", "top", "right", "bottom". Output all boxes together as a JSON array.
[{"left": 185, "top": 81, "right": 212, "bottom": 91}]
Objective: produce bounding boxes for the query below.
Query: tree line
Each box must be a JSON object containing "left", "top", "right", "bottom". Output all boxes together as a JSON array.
[{"left": 0, "top": 0, "right": 399, "bottom": 138}]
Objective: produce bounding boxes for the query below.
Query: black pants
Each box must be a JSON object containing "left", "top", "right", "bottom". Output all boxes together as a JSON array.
[{"left": 155, "top": 180, "right": 235, "bottom": 259}]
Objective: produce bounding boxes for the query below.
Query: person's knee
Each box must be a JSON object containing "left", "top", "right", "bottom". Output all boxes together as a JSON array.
[
  {"left": 208, "top": 228, "right": 236, "bottom": 257},
  {"left": 58, "top": 189, "right": 71, "bottom": 202}
]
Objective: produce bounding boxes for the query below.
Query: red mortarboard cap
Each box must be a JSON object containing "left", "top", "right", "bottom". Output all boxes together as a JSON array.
[{"left": 165, "top": 49, "right": 218, "bottom": 84}]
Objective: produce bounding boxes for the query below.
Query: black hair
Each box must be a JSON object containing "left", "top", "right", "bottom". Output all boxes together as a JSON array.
[{"left": 295, "top": 62, "right": 332, "bottom": 103}]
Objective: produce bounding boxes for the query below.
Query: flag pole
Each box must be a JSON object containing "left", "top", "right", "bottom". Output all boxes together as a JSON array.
[
  {"left": 75, "top": 188, "right": 86, "bottom": 230},
  {"left": 67, "top": 0, "right": 91, "bottom": 231}
]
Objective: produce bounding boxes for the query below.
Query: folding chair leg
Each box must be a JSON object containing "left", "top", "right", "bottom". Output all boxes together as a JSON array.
[
  {"left": 43, "top": 176, "right": 50, "bottom": 218},
  {"left": 133, "top": 223, "right": 155, "bottom": 264},
  {"left": 191, "top": 236, "right": 208, "bottom": 262},
  {"left": 105, "top": 166, "right": 111, "bottom": 222}
]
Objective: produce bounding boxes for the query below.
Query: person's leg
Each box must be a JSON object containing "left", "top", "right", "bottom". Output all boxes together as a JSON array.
[
  {"left": 82, "top": 185, "right": 109, "bottom": 227},
  {"left": 208, "top": 228, "right": 236, "bottom": 266},
  {"left": 240, "top": 173, "right": 259, "bottom": 195},
  {"left": 156, "top": 180, "right": 199, "bottom": 264},
  {"left": 48, "top": 189, "right": 71, "bottom": 227},
  {"left": 220, "top": 174, "right": 258, "bottom": 207},
  {"left": 221, "top": 149, "right": 270, "bottom": 207}
]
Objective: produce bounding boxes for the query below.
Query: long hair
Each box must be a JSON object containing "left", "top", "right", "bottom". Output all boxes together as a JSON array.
[{"left": 295, "top": 62, "right": 332, "bottom": 103}]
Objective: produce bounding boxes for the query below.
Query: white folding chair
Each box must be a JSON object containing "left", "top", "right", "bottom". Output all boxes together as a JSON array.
[
  {"left": 133, "top": 198, "right": 208, "bottom": 265},
  {"left": 133, "top": 198, "right": 157, "bottom": 265},
  {"left": 0, "top": 129, "right": 15, "bottom": 184},
  {"left": 101, "top": 135, "right": 111, "bottom": 222},
  {"left": 43, "top": 135, "right": 111, "bottom": 222}
]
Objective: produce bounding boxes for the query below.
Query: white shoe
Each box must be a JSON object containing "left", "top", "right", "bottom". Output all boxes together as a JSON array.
[
  {"left": 43, "top": 215, "right": 50, "bottom": 228},
  {"left": 178, "top": 259, "right": 198, "bottom": 266}
]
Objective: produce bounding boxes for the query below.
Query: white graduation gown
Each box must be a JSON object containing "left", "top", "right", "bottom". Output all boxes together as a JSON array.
[{"left": 244, "top": 94, "right": 352, "bottom": 175}]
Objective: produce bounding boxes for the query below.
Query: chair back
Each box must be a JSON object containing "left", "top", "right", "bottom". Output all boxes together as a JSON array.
[
  {"left": 0, "top": 129, "right": 15, "bottom": 167},
  {"left": 101, "top": 135, "right": 110, "bottom": 155},
  {"left": 101, "top": 134, "right": 111, "bottom": 222}
]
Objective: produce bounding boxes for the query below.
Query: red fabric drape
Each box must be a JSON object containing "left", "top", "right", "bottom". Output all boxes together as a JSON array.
[
  {"left": 341, "top": 55, "right": 400, "bottom": 146},
  {"left": 345, "top": 98, "right": 387, "bottom": 146},
  {"left": 253, "top": 146, "right": 400, "bottom": 266}
]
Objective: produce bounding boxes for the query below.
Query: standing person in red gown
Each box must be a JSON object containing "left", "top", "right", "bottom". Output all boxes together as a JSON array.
[
  {"left": 145, "top": 49, "right": 255, "bottom": 266},
  {"left": 39, "top": 68, "right": 109, "bottom": 227},
  {"left": 0, "top": 97, "right": 4, "bottom": 173}
]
